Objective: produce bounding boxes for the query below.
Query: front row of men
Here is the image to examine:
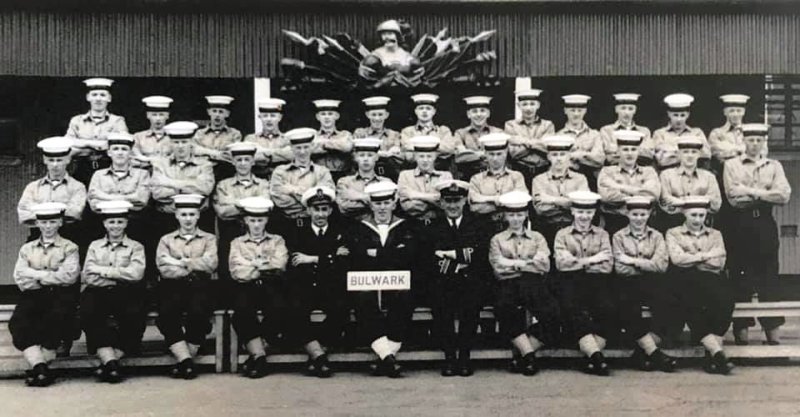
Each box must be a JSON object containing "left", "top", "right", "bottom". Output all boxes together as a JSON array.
[{"left": 12, "top": 181, "right": 736, "bottom": 386}]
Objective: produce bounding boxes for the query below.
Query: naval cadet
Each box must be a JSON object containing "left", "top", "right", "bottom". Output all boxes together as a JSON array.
[
  {"left": 453, "top": 95, "right": 503, "bottom": 180},
  {"left": 505, "top": 88, "right": 555, "bottom": 189}
]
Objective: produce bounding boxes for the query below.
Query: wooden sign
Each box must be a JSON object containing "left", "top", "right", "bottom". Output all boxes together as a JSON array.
[{"left": 347, "top": 270, "right": 411, "bottom": 291}]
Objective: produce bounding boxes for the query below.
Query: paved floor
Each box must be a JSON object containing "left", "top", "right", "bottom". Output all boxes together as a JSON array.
[{"left": 1, "top": 363, "right": 799, "bottom": 417}]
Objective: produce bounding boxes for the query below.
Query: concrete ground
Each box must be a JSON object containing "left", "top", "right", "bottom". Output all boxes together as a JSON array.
[{"left": 1, "top": 363, "right": 799, "bottom": 417}]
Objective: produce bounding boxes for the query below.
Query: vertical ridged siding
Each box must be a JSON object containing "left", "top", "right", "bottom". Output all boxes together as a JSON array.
[
  {"left": 0, "top": 11, "right": 797, "bottom": 78},
  {"left": 776, "top": 159, "right": 800, "bottom": 275}
]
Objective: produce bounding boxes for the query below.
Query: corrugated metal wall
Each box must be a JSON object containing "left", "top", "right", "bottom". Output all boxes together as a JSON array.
[
  {"left": 0, "top": 10, "right": 798, "bottom": 78},
  {"left": 775, "top": 158, "right": 800, "bottom": 275}
]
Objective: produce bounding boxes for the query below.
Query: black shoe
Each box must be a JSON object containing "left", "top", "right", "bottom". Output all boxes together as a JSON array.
[
  {"left": 508, "top": 356, "right": 522, "bottom": 374},
  {"left": 457, "top": 360, "right": 474, "bottom": 377},
  {"left": 382, "top": 355, "right": 403, "bottom": 378},
  {"left": 521, "top": 352, "right": 539, "bottom": 376},
  {"left": 56, "top": 340, "right": 72, "bottom": 358},
  {"left": 240, "top": 357, "right": 254, "bottom": 376},
  {"left": 369, "top": 359, "right": 383, "bottom": 376},
  {"left": 763, "top": 340, "right": 781, "bottom": 346},
  {"left": 313, "top": 354, "right": 333, "bottom": 378},
  {"left": 102, "top": 360, "right": 123, "bottom": 383},
  {"left": 585, "top": 352, "right": 610, "bottom": 376},
  {"left": 441, "top": 358, "right": 457, "bottom": 377},
  {"left": 705, "top": 352, "right": 734, "bottom": 375},
  {"left": 29, "top": 363, "right": 53, "bottom": 387},
  {"left": 24, "top": 370, "right": 36, "bottom": 387},
  {"left": 247, "top": 356, "right": 268, "bottom": 379},
  {"left": 649, "top": 349, "right": 677, "bottom": 373},
  {"left": 631, "top": 347, "right": 654, "bottom": 371},
  {"left": 178, "top": 358, "right": 197, "bottom": 380}
]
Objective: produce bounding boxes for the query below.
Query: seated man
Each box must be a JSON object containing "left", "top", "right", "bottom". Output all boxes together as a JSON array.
[
  {"left": 9, "top": 202, "right": 80, "bottom": 387},
  {"left": 80, "top": 200, "right": 146, "bottom": 383},
  {"left": 505, "top": 88, "right": 555, "bottom": 188}
]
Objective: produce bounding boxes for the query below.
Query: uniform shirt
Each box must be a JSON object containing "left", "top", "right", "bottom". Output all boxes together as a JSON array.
[
  {"left": 557, "top": 123, "right": 605, "bottom": 170},
  {"left": 612, "top": 226, "right": 669, "bottom": 276},
  {"left": 597, "top": 164, "right": 660, "bottom": 215},
  {"left": 504, "top": 118, "right": 555, "bottom": 167},
  {"left": 658, "top": 166, "right": 722, "bottom": 214},
  {"left": 13, "top": 236, "right": 80, "bottom": 291},
  {"left": 468, "top": 168, "right": 527, "bottom": 215},
  {"left": 554, "top": 225, "right": 613, "bottom": 273},
  {"left": 346, "top": 217, "right": 418, "bottom": 272},
  {"left": 708, "top": 122, "right": 745, "bottom": 162},
  {"left": 286, "top": 222, "right": 348, "bottom": 281},
  {"left": 531, "top": 170, "right": 589, "bottom": 223},
  {"left": 132, "top": 129, "right": 171, "bottom": 166},
  {"left": 65, "top": 112, "right": 129, "bottom": 157},
  {"left": 424, "top": 214, "right": 489, "bottom": 278},
  {"left": 228, "top": 233, "right": 288, "bottom": 283},
  {"left": 87, "top": 167, "right": 151, "bottom": 212},
  {"left": 150, "top": 156, "right": 216, "bottom": 212},
  {"left": 212, "top": 175, "right": 271, "bottom": 221},
  {"left": 353, "top": 127, "right": 402, "bottom": 150},
  {"left": 194, "top": 125, "right": 243, "bottom": 160},
  {"left": 311, "top": 129, "right": 353, "bottom": 173},
  {"left": 336, "top": 173, "right": 391, "bottom": 219},
  {"left": 156, "top": 230, "right": 218, "bottom": 279},
  {"left": 18, "top": 175, "right": 87, "bottom": 225},
  {"left": 397, "top": 168, "right": 452, "bottom": 220},
  {"left": 651, "top": 125, "right": 710, "bottom": 169},
  {"left": 598, "top": 122, "right": 654, "bottom": 165},
  {"left": 489, "top": 229, "right": 551, "bottom": 279},
  {"left": 243, "top": 131, "right": 293, "bottom": 168},
  {"left": 400, "top": 124, "right": 456, "bottom": 160},
  {"left": 454, "top": 125, "right": 503, "bottom": 151},
  {"left": 82, "top": 236, "right": 146, "bottom": 287},
  {"left": 665, "top": 225, "right": 726, "bottom": 274},
  {"left": 269, "top": 162, "right": 335, "bottom": 217},
  {"left": 723, "top": 155, "right": 791, "bottom": 209}
]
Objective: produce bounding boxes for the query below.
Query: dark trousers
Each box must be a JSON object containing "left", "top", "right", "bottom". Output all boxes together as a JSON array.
[
  {"left": 351, "top": 290, "right": 414, "bottom": 344},
  {"left": 70, "top": 156, "right": 110, "bottom": 186},
  {"left": 432, "top": 276, "right": 482, "bottom": 355},
  {"left": 616, "top": 274, "right": 665, "bottom": 341},
  {"left": 454, "top": 160, "right": 485, "bottom": 182},
  {"left": 80, "top": 284, "right": 147, "bottom": 354},
  {"left": 230, "top": 278, "right": 290, "bottom": 346},
  {"left": 510, "top": 160, "right": 549, "bottom": 193},
  {"left": 494, "top": 274, "right": 560, "bottom": 345},
  {"left": 9, "top": 286, "right": 78, "bottom": 351},
  {"left": 555, "top": 271, "right": 617, "bottom": 342},
  {"left": 268, "top": 212, "right": 309, "bottom": 243},
  {"left": 156, "top": 278, "right": 214, "bottom": 346},
  {"left": 658, "top": 267, "right": 734, "bottom": 342},
  {"left": 286, "top": 275, "right": 350, "bottom": 347},
  {"left": 602, "top": 212, "right": 629, "bottom": 237}
]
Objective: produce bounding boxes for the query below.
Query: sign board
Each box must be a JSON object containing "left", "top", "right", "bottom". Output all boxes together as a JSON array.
[{"left": 347, "top": 270, "right": 411, "bottom": 291}]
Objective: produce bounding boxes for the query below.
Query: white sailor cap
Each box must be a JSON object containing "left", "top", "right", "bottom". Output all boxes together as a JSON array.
[
  {"left": 83, "top": 78, "right": 114, "bottom": 91},
  {"left": 37, "top": 136, "right": 74, "bottom": 157},
  {"left": 301, "top": 186, "right": 336, "bottom": 207},
  {"left": 411, "top": 94, "right": 439, "bottom": 106},
  {"left": 568, "top": 190, "right": 602, "bottom": 209},
  {"left": 624, "top": 195, "right": 654, "bottom": 210},
  {"left": 107, "top": 132, "right": 135, "bottom": 148},
  {"left": 364, "top": 180, "right": 398, "bottom": 202},
  {"left": 164, "top": 121, "right": 199, "bottom": 140},
  {"left": 613, "top": 93, "right": 641, "bottom": 105},
  {"left": 411, "top": 135, "right": 440, "bottom": 152},
  {"left": 542, "top": 135, "right": 575, "bottom": 151},
  {"left": 499, "top": 191, "right": 532, "bottom": 212},
  {"left": 680, "top": 195, "right": 711, "bottom": 210},
  {"left": 257, "top": 98, "right": 286, "bottom": 113},
  {"left": 562, "top": 94, "right": 591, "bottom": 108},
  {"left": 172, "top": 194, "right": 204, "bottom": 209},
  {"left": 479, "top": 132, "right": 510, "bottom": 151},
  {"left": 377, "top": 19, "right": 402, "bottom": 33},
  {"left": 97, "top": 200, "right": 134, "bottom": 218},
  {"left": 435, "top": 179, "right": 470, "bottom": 200},
  {"left": 720, "top": 94, "right": 749, "bottom": 107},
  {"left": 613, "top": 130, "right": 645, "bottom": 147},
  {"left": 464, "top": 96, "right": 492, "bottom": 109},
  {"left": 353, "top": 137, "right": 382, "bottom": 152},
  {"left": 676, "top": 136, "right": 705, "bottom": 150},
  {"left": 205, "top": 95, "right": 235, "bottom": 109},
  {"left": 285, "top": 127, "right": 317, "bottom": 145},
  {"left": 741, "top": 123, "right": 770, "bottom": 137},
  {"left": 363, "top": 96, "right": 391, "bottom": 110},
  {"left": 31, "top": 202, "right": 67, "bottom": 220},
  {"left": 226, "top": 142, "right": 258, "bottom": 157},
  {"left": 313, "top": 99, "right": 341, "bottom": 111},
  {"left": 237, "top": 196, "right": 274, "bottom": 216},
  {"left": 664, "top": 93, "right": 694, "bottom": 111},
  {"left": 142, "top": 95, "right": 173, "bottom": 111},
  {"left": 515, "top": 89, "right": 542, "bottom": 101}
]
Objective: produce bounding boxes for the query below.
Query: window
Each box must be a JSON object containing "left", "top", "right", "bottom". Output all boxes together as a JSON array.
[{"left": 765, "top": 75, "right": 800, "bottom": 149}]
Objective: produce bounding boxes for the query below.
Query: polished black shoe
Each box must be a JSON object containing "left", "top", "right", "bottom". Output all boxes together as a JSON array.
[
  {"left": 631, "top": 346, "right": 654, "bottom": 371},
  {"left": 441, "top": 358, "right": 457, "bottom": 377},
  {"left": 247, "top": 356, "right": 268, "bottom": 379},
  {"left": 240, "top": 356, "right": 254, "bottom": 376},
  {"left": 457, "top": 361, "right": 474, "bottom": 377},
  {"left": 382, "top": 354, "right": 403, "bottom": 378},
  {"left": 178, "top": 358, "right": 197, "bottom": 380},
  {"left": 369, "top": 359, "right": 383, "bottom": 376},
  {"left": 29, "top": 363, "right": 53, "bottom": 387},
  {"left": 649, "top": 349, "right": 677, "bottom": 373},
  {"left": 704, "top": 352, "right": 734, "bottom": 375},
  {"left": 585, "top": 352, "right": 609, "bottom": 376},
  {"left": 24, "top": 370, "right": 37, "bottom": 387},
  {"left": 521, "top": 352, "right": 539, "bottom": 376},
  {"left": 101, "top": 360, "right": 123, "bottom": 383},
  {"left": 508, "top": 356, "right": 522, "bottom": 374},
  {"left": 313, "top": 354, "right": 333, "bottom": 378}
]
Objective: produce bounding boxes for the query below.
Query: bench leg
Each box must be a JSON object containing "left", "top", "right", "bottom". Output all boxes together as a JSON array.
[
  {"left": 229, "top": 318, "right": 239, "bottom": 373},
  {"left": 214, "top": 312, "right": 224, "bottom": 373}
]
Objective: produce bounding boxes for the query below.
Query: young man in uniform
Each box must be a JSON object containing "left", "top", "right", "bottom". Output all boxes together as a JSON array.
[
  {"left": 554, "top": 191, "right": 615, "bottom": 376},
  {"left": 652, "top": 93, "right": 710, "bottom": 171},
  {"left": 664, "top": 196, "right": 734, "bottom": 375},
  {"left": 505, "top": 89, "right": 555, "bottom": 189},
  {"left": 400, "top": 94, "right": 455, "bottom": 173},
  {"left": 10, "top": 202, "right": 80, "bottom": 387},
  {"left": 427, "top": 179, "right": 489, "bottom": 377},
  {"left": 723, "top": 123, "right": 791, "bottom": 345},
  {"left": 65, "top": 78, "right": 129, "bottom": 185},
  {"left": 708, "top": 94, "right": 749, "bottom": 174},
  {"left": 155, "top": 194, "right": 218, "bottom": 379},
  {"left": 556, "top": 94, "right": 604, "bottom": 191},
  {"left": 597, "top": 130, "right": 660, "bottom": 235},
  {"left": 453, "top": 95, "right": 503, "bottom": 180},
  {"left": 336, "top": 138, "right": 391, "bottom": 222},
  {"left": 489, "top": 191, "right": 560, "bottom": 376},
  {"left": 132, "top": 95, "right": 174, "bottom": 169},
  {"left": 611, "top": 196, "right": 676, "bottom": 372},
  {"left": 311, "top": 99, "right": 354, "bottom": 182},
  {"left": 346, "top": 181, "right": 419, "bottom": 378},
  {"left": 599, "top": 93, "right": 654, "bottom": 166},
  {"left": 468, "top": 132, "right": 527, "bottom": 234},
  {"left": 80, "top": 200, "right": 146, "bottom": 383},
  {"left": 193, "top": 95, "right": 242, "bottom": 180},
  {"left": 353, "top": 96, "right": 403, "bottom": 180},
  {"left": 397, "top": 136, "right": 453, "bottom": 225},
  {"left": 228, "top": 196, "right": 288, "bottom": 379},
  {"left": 244, "top": 98, "right": 293, "bottom": 179}
]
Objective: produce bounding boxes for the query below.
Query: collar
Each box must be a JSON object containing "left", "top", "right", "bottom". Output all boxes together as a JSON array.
[
  {"left": 234, "top": 175, "right": 259, "bottom": 186},
  {"left": 563, "top": 122, "right": 588, "bottom": 136},
  {"left": 486, "top": 168, "right": 510, "bottom": 178},
  {"left": 569, "top": 225, "right": 596, "bottom": 236},
  {"left": 367, "top": 128, "right": 386, "bottom": 137},
  {"left": 619, "top": 164, "right": 642, "bottom": 175},
  {"left": 667, "top": 125, "right": 692, "bottom": 134},
  {"left": 548, "top": 169, "right": 573, "bottom": 180},
  {"left": 722, "top": 122, "right": 741, "bottom": 132},
  {"left": 355, "top": 172, "right": 379, "bottom": 182},
  {"left": 204, "top": 125, "right": 229, "bottom": 133},
  {"left": 146, "top": 129, "right": 166, "bottom": 138},
  {"left": 288, "top": 162, "right": 314, "bottom": 171},
  {"left": 318, "top": 129, "right": 338, "bottom": 137},
  {"left": 448, "top": 216, "right": 463, "bottom": 228},
  {"left": 243, "top": 232, "right": 275, "bottom": 244},
  {"left": 363, "top": 217, "right": 404, "bottom": 232},
  {"left": 415, "top": 123, "right": 435, "bottom": 132},
  {"left": 468, "top": 125, "right": 490, "bottom": 134},
  {"left": 677, "top": 166, "right": 699, "bottom": 177},
  {"left": 519, "top": 116, "right": 541, "bottom": 126},
  {"left": 625, "top": 227, "right": 651, "bottom": 240},
  {"left": 508, "top": 228, "right": 533, "bottom": 239},
  {"left": 311, "top": 224, "right": 328, "bottom": 235},
  {"left": 413, "top": 168, "right": 440, "bottom": 177},
  {"left": 36, "top": 236, "right": 64, "bottom": 248},
  {"left": 614, "top": 121, "right": 637, "bottom": 130},
  {"left": 169, "top": 157, "right": 196, "bottom": 167},
  {"left": 83, "top": 111, "right": 110, "bottom": 123},
  {"left": 680, "top": 225, "right": 710, "bottom": 237},
  {"left": 101, "top": 236, "right": 130, "bottom": 248},
  {"left": 174, "top": 231, "right": 201, "bottom": 242},
  {"left": 40, "top": 175, "right": 70, "bottom": 187},
  {"left": 259, "top": 130, "right": 282, "bottom": 139},
  {"left": 106, "top": 167, "right": 132, "bottom": 178},
  {"left": 741, "top": 154, "right": 765, "bottom": 165}
]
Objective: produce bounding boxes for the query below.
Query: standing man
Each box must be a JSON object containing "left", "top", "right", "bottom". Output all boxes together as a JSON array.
[
  {"left": 193, "top": 96, "right": 243, "bottom": 166},
  {"left": 708, "top": 94, "right": 749, "bottom": 173},
  {"left": 400, "top": 94, "right": 455, "bottom": 173},
  {"left": 557, "top": 94, "right": 604, "bottom": 191},
  {"left": 336, "top": 138, "right": 391, "bottom": 222},
  {"left": 65, "top": 78, "right": 129, "bottom": 185},
  {"left": 397, "top": 136, "right": 453, "bottom": 225},
  {"left": 505, "top": 89, "right": 555, "bottom": 190},
  {"left": 453, "top": 96, "right": 503, "bottom": 180},
  {"left": 10, "top": 202, "right": 80, "bottom": 387},
  {"left": 652, "top": 93, "right": 710, "bottom": 171},
  {"left": 353, "top": 96, "right": 403, "bottom": 180},
  {"left": 599, "top": 93, "right": 654, "bottom": 166},
  {"left": 312, "top": 99, "right": 354, "bottom": 182},
  {"left": 244, "top": 98, "right": 293, "bottom": 179},
  {"left": 132, "top": 95, "right": 174, "bottom": 169},
  {"left": 469, "top": 133, "right": 527, "bottom": 234},
  {"left": 724, "top": 123, "right": 791, "bottom": 345}
]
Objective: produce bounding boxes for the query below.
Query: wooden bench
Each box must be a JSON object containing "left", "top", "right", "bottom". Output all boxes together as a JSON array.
[{"left": 0, "top": 305, "right": 228, "bottom": 377}]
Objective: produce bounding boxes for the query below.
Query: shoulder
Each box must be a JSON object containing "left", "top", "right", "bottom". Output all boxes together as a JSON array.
[
  {"left": 592, "top": 226, "right": 610, "bottom": 239},
  {"left": 490, "top": 230, "right": 510, "bottom": 243},
  {"left": 527, "top": 230, "right": 547, "bottom": 242},
  {"left": 68, "top": 114, "right": 84, "bottom": 124},
  {"left": 60, "top": 237, "right": 80, "bottom": 252},
  {"left": 697, "top": 168, "right": 716, "bottom": 179},
  {"left": 131, "top": 167, "right": 149, "bottom": 177},
  {"left": 197, "top": 230, "right": 217, "bottom": 241},
  {"left": 554, "top": 226, "right": 572, "bottom": 239},
  {"left": 109, "top": 113, "right": 126, "bottom": 122}
]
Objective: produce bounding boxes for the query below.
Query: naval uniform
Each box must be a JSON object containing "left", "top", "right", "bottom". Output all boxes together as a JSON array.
[
  {"left": 505, "top": 117, "right": 555, "bottom": 190},
  {"left": 453, "top": 125, "right": 502, "bottom": 180},
  {"left": 353, "top": 127, "right": 403, "bottom": 181},
  {"left": 65, "top": 111, "right": 129, "bottom": 185},
  {"left": 556, "top": 123, "right": 605, "bottom": 192},
  {"left": 268, "top": 162, "right": 335, "bottom": 240}
]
